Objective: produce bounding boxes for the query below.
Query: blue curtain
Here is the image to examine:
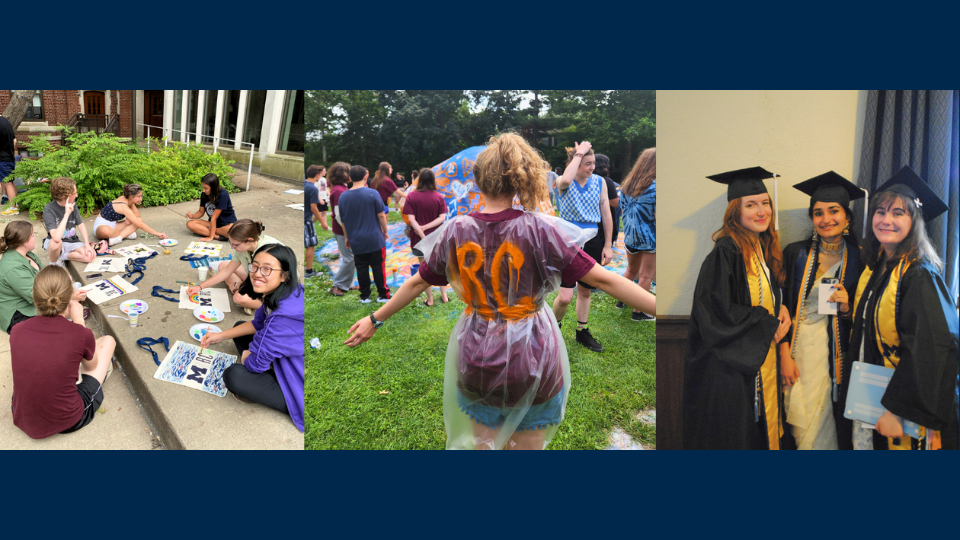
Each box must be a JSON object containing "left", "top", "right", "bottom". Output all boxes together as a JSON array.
[{"left": 853, "top": 90, "right": 959, "bottom": 301}]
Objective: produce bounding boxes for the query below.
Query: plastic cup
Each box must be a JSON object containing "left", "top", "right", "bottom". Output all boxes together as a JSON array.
[
  {"left": 129, "top": 313, "right": 138, "bottom": 327},
  {"left": 163, "top": 247, "right": 171, "bottom": 255},
  {"left": 199, "top": 267, "right": 207, "bottom": 283}
]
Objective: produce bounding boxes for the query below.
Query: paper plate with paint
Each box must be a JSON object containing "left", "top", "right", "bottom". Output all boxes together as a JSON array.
[
  {"left": 189, "top": 324, "right": 222, "bottom": 342},
  {"left": 193, "top": 306, "right": 224, "bottom": 323},
  {"left": 119, "top": 299, "right": 149, "bottom": 315},
  {"left": 159, "top": 239, "right": 179, "bottom": 247}
]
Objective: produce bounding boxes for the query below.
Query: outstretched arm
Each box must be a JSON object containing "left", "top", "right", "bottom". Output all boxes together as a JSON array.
[
  {"left": 345, "top": 273, "right": 433, "bottom": 346},
  {"left": 579, "top": 263, "right": 655, "bottom": 315}
]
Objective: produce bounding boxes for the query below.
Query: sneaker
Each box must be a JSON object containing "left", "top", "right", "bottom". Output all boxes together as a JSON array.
[
  {"left": 328, "top": 286, "right": 345, "bottom": 297},
  {"left": 217, "top": 235, "right": 228, "bottom": 242},
  {"left": 109, "top": 236, "right": 123, "bottom": 246},
  {"left": 376, "top": 294, "right": 391, "bottom": 303},
  {"left": 576, "top": 328, "right": 604, "bottom": 352},
  {"left": 243, "top": 307, "right": 255, "bottom": 316},
  {"left": 359, "top": 297, "right": 372, "bottom": 304},
  {"left": 1, "top": 206, "right": 19, "bottom": 216},
  {"left": 304, "top": 268, "right": 318, "bottom": 278},
  {"left": 125, "top": 232, "right": 138, "bottom": 240},
  {"left": 615, "top": 301, "right": 625, "bottom": 309},
  {"left": 650, "top": 281, "right": 656, "bottom": 294},
  {"left": 632, "top": 311, "right": 656, "bottom": 322}
]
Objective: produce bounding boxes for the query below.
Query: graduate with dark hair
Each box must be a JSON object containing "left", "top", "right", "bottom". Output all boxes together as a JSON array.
[
  {"left": 683, "top": 167, "right": 792, "bottom": 450},
  {"left": 780, "top": 172, "right": 865, "bottom": 450}
]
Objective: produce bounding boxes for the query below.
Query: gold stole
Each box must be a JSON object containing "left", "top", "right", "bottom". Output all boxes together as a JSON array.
[
  {"left": 853, "top": 259, "right": 938, "bottom": 450},
  {"left": 746, "top": 249, "right": 781, "bottom": 450}
]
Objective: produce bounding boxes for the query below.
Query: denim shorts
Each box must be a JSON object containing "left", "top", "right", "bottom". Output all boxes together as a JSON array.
[{"left": 457, "top": 386, "right": 565, "bottom": 431}]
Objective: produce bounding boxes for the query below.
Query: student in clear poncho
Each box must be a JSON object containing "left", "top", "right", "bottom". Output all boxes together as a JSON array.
[{"left": 345, "top": 133, "right": 656, "bottom": 450}]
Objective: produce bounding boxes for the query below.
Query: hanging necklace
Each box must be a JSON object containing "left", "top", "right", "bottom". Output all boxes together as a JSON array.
[{"left": 821, "top": 239, "right": 844, "bottom": 256}]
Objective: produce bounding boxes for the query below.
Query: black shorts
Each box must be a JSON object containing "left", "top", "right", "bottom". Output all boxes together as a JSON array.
[
  {"left": 6, "top": 310, "right": 32, "bottom": 334},
  {"left": 317, "top": 201, "right": 329, "bottom": 212},
  {"left": 560, "top": 226, "right": 604, "bottom": 290},
  {"left": 60, "top": 375, "right": 105, "bottom": 434},
  {"left": 410, "top": 247, "right": 424, "bottom": 258}
]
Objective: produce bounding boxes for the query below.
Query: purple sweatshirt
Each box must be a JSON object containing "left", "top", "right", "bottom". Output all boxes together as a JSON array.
[{"left": 246, "top": 285, "right": 305, "bottom": 432}]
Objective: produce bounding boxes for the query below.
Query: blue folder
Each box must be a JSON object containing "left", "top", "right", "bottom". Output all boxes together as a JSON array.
[{"left": 843, "top": 361, "right": 921, "bottom": 439}]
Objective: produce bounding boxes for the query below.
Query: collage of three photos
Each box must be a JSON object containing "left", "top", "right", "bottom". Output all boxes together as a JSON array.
[{"left": 1, "top": 89, "right": 956, "bottom": 450}]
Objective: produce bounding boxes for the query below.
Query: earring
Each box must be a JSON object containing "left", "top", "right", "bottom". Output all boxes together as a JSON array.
[
  {"left": 812, "top": 230, "right": 819, "bottom": 241},
  {"left": 843, "top": 223, "right": 851, "bottom": 235}
]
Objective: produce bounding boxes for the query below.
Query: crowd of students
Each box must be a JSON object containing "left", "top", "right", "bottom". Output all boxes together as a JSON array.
[
  {"left": 2, "top": 173, "right": 305, "bottom": 440},
  {"left": 306, "top": 134, "right": 658, "bottom": 449}
]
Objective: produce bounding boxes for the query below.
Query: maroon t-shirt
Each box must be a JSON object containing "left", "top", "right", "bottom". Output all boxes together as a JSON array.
[
  {"left": 419, "top": 209, "right": 596, "bottom": 289},
  {"left": 416, "top": 209, "right": 596, "bottom": 407},
  {"left": 375, "top": 178, "right": 398, "bottom": 205},
  {"left": 402, "top": 190, "right": 447, "bottom": 249},
  {"left": 11, "top": 316, "right": 97, "bottom": 439},
  {"left": 329, "top": 184, "right": 349, "bottom": 236}
]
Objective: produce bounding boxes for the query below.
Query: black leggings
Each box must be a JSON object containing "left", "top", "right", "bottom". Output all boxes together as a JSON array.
[{"left": 224, "top": 321, "right": 287, "bottom": 414}]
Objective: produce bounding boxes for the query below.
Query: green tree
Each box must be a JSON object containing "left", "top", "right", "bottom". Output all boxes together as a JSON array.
[{"left": 304, "top": 89, "right": 345, "bottom": 166}]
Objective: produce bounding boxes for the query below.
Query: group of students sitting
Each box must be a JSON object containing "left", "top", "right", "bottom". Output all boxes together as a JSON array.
[{"left": 2, "top": 173, "right": 305, "bottom": 440}]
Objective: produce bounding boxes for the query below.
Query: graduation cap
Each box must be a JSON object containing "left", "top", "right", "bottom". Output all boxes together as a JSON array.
[
  {"left": 794, "top": 171, "right": 870, "bottom": 237},
  {"left": 793, "top": 171, "right": 864, "bottom": 206},
  {"left": 876, "top": 165, "right": 948, "bottom": 222},
  {"left": 707, "top": 166, "right": 778, "bottom": 202}
]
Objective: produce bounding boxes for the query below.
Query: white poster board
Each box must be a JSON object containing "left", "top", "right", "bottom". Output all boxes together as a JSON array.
[
  {"left": 84, "top": 258, "right": 128, "bottom": 274},
  {"left": 178, "top": 285, "right": 232, "bottom": 312},
  {"left": 78, "top": 276, "right": 139, "bottom": 305},
  {"left": 153, "top": 341, "right": 237, "bottom": 397},
  {"left": 184, "top": 241, "right": 222, "bottom": 257}
]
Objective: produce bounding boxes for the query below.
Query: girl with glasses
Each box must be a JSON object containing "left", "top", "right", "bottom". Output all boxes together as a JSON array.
[
  {"left": 187, "top": 219, "right": 283, "bottom": 315},
  {"left": 200, "top": 244, "right": 304, "bottom": 432}
]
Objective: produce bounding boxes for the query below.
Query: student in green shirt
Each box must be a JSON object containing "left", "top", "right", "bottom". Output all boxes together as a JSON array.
[{"left": 0, "top": 221, "right": 87, "bottom": 333}]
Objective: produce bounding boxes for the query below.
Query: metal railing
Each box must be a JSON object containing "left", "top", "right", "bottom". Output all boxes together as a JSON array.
[
  {"left": 136, "top": 123, "right": 255, "bottom": 191},
  {"left": 62, "top": 113, "right": 121, "bottom": 144}
]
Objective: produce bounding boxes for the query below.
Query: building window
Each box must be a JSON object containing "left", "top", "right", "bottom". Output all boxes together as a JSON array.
[
  {"left": 242, "top": 90, "right": 268, "bottom": 149},
  {"left": 201, "top": 90, "right": 218, "bottom": 144},
  {"left": 13, "top": 91, "right": 44, "bottom": 120},
  {"left": 186, "top": 90, "right": 199, "bottom": 138},
  {"left": 172, "top": 91, "right": 183, "bottom": 140},
  {"left": 221, "top": 90, "right": 241, "bottom": 143},
  {"left": 276, "top": 90, "right": 304, "bottom": 153}
]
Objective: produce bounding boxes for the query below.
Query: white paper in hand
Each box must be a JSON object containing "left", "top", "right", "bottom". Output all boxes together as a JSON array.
[{"left": 818, "top": 283, "right": 837, "bottom": 315}]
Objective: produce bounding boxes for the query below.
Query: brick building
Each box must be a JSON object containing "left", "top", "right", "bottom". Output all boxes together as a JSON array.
[
  {"left": 2, "top": 90, "right": 304, "bottom": 181},
  {"left": 0, "top": 90, "right": 134, "bottom": 152}
]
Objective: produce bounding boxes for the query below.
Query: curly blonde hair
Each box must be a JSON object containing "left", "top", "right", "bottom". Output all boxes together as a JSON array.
[
  {"left": 473, "top": 133, "right": 549, "bottom": 211},
  {"left": 49, "top": 177, "right": 76, "bottom": 201}
]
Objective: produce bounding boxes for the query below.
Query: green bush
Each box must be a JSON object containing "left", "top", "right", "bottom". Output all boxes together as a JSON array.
[{"left": 12, "top": 130, "right": 238, "bottom": 217}]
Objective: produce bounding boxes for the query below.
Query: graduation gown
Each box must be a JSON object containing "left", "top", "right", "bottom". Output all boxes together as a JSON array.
[
  {"left": 782, "top": 238, "right": 863, "bottom": 449},
  {"left": 683, "top": 236, "right": 784, "bottom": 450},
  {"left": 846, "top": 258, "right": 960, "bottom": 450}
]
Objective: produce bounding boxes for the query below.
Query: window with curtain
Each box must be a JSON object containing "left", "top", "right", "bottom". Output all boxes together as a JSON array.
[{"left": 12, "top": 91, "right": 43, "bottom": 120}]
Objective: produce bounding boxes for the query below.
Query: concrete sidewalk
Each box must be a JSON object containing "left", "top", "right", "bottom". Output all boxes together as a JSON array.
[{"left": 0, "top": 171, "right": 305, "bottom": 450}]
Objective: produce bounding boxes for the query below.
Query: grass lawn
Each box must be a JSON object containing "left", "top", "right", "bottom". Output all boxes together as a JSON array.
[{"left": 304, "top": 212, "right": 656, "bottom": 449}]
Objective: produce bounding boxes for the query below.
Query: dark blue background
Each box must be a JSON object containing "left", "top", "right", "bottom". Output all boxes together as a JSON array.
[{"left": 6, "top": 2, "right": 959, "bottom": 537}]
